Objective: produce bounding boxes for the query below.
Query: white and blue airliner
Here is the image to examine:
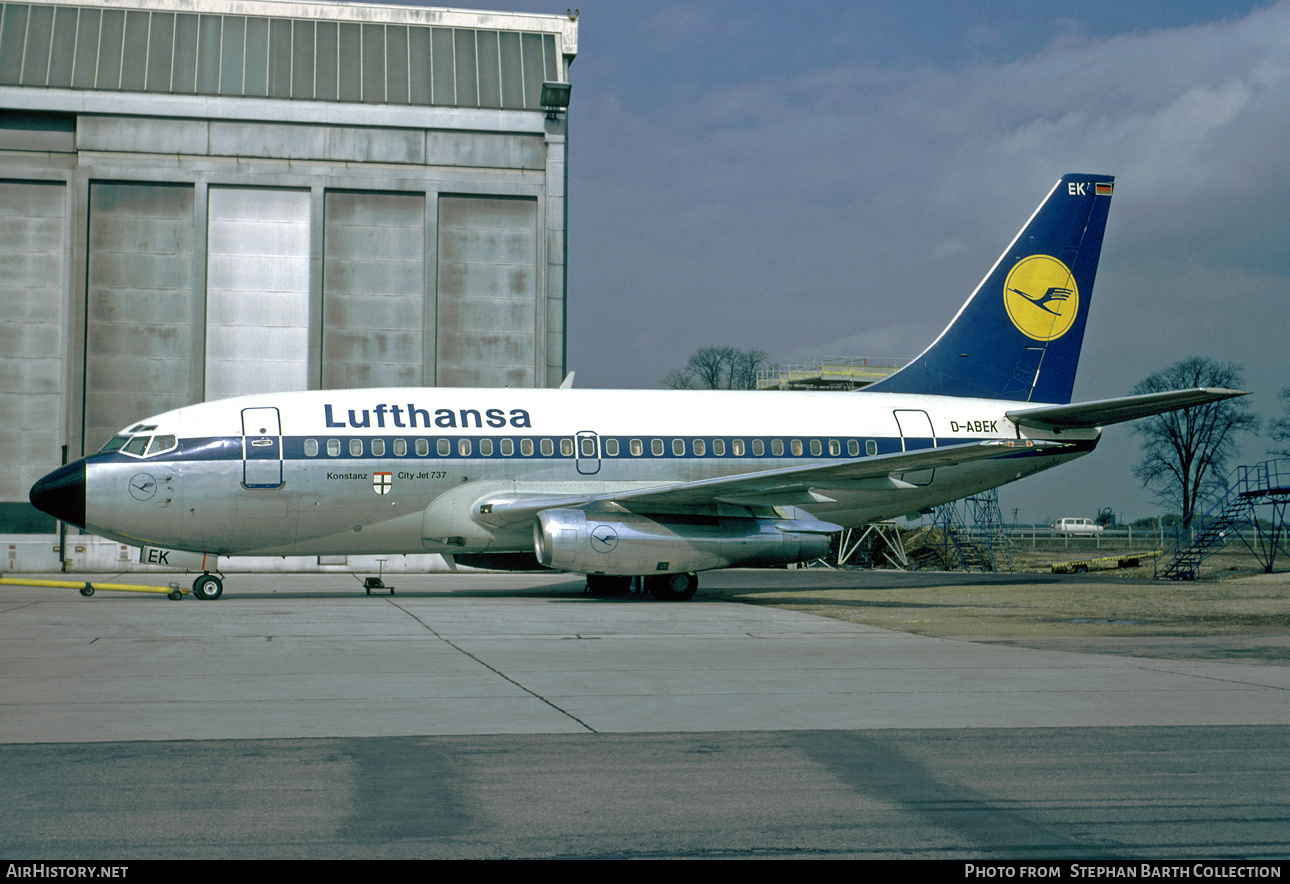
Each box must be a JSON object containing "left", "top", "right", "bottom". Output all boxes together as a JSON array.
[{"left": 30, "top": 174, "right": 1243, "bottom": 600}]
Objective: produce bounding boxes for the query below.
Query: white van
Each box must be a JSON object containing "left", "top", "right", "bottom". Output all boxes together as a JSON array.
[{"left": 1053, "top": 518, "right": 1103, "bottom": 537}]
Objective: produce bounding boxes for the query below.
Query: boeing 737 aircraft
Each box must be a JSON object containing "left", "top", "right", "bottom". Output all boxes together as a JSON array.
[{"left": 29, "top": 173, "right": 1243, "bottom": 601}]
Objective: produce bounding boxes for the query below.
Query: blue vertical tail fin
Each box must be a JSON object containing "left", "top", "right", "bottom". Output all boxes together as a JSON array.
[{"left": 867, "top": 173, "right": 1114, "bottom": 404}]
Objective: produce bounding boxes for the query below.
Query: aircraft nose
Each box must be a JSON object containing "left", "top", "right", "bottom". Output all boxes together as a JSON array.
[{"left": 29, "top": 461, "right": 86, "bottom": 529}]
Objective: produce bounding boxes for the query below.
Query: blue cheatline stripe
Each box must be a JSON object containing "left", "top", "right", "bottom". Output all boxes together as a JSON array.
[{"left": 88, "top": 433, "right": 1020, "bottom": 465}]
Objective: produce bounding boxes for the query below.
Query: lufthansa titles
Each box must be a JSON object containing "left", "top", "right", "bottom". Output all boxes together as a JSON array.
[{"left": 325, "top": 403, "right": 532, "bottom": 430}]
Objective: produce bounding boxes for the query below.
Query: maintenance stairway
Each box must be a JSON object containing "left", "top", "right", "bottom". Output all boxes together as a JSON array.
[{"left": 1155, "top": 458, "right": 1290, "bottom": 580}]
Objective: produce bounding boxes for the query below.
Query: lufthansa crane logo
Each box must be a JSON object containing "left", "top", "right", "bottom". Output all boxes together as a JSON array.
[
  {"left": 589, "top": 525, "right": 619, "bottom": 553},
  {"left": 128, "top": 473, "right": 157, "bottom": 501},
  {"left": 1003, "top": 254, "right": 1079, "bottom": 341}
]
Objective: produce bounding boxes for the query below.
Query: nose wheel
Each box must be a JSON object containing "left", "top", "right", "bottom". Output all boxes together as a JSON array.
[{"left": 192, "top": 573, "right": 224, "bottom": 600}]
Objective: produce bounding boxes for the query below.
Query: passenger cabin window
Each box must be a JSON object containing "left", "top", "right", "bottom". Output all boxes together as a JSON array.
[
  {"left": 541, "top": 439, "right": 554, "bottom": 456},
  {"left": 501, "top": 438, "right": 514, "bottom": 456},
  {"left": 479, "top": 439, "right": 494, "bottom": 456},
  {"left": 771, "top": 439, "right": 784, "bottom": 457},
  {"left": 604, "top": 438, "right": 619, "bottom": 457},
  {"left": 693, "top": 439, "right": 706, "bottom": 456},
  {"left": 394, "top": 439, "right": 407, "bottom": 457},
  {"left": 459, "top": 439, "right": 472, "bottom": 457},
  {"left": 630, "top": 439, "right": 643, "bottom": 456},
  {"left": 866, "top": 439, "right": 878, "bottom": 456},
  {"left": 437, "top": 439, "right": 451, "bottom": 456},
  {"left": 371, "top": 439, "right": 386, "bottom": 457},
  {"left": 327, "top": 439, "right": 341, "bottom": 456},
  {"left": 811, "top": 440, "right": 822, "bottom": 456},
  {"left": 752, "top": 439, "right": 764, "bottom": 456},
  {"left": 304, "top": 439, "right": 319, "bottom": 457},
  {"left": 416, "top": 439, "right": 429, "bottom": 456},
  {"left": 349, "top": 439, "right": 363, "bottom": 457},
  {"left": 731, "top": 439, "right": 744, "bottom": 456},
  {"left": 791, "top": 439, "right": 804, "bottom": 456},
  {"left": 848, "top": 439, "right": 860, "bottom": 456},
  {"left": 580, "top": 437, "right": 596, "bottom": 457},
  {"left": 651, "top": 439, "right": 664, "bottom": 456},
  {"left": 521, "top": 438, "right": 534, "bottom": 456},
  {"left": 712, "top": 439, "right": 725, "bottom": 456},
  {"left": 672, "top": 439, "right": 685, "bottom": 456}
]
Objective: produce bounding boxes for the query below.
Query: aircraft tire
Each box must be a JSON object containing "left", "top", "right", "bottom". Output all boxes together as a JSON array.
[
  {"left": 586, "top": 575, "right": 631, "bottom": 596},
  {"left": 193, "top": 574, "right": 223, "bottom": 601},
  {"left": 79, "top": 586, "right": 94, "bottom": 597},
  {"left": 646, "top": 572, "right": 698, "bottom": 602}
]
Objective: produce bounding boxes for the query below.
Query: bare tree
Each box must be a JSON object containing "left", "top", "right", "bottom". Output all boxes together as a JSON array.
[
  {"left": 1270, "top": 387, "right": 1290, "bottom": 459},
  {"left": 664, "top": 346, "right": 769, "bottom": 390},
  {"left": 1131, "top": 357, "right": 1259, "bottom": 525}
]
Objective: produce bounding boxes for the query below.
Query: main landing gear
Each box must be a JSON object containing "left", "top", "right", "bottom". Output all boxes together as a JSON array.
[
  {"left": 192, "top": 573, "right": 223, "bottom": 600},
  {"left": 585, "top": 572, "right": 699, "bottom": 601},
  {"left": 645, "top": 572, "right": 698, "bottom": 602}
]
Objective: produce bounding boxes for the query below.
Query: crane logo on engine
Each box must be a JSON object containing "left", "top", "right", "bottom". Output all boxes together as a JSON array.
[{"left": 590, "top": 525, "right": 619, "bottom": 553}]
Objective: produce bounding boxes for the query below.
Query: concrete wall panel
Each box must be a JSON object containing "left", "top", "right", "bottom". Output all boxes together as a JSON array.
[
  {"left": 84, "top": 181, "right": 194, "bottom": 453},
  {"left": 322, "top": 190, "right": 425, "bottom": 389},
  {"left": 436, "top": 194, "right": 537, "bottom": 388},
  {"left": 78, "top": 116, "right": 209, "bottom": 155},
  {"left": 0, "top": 179, "right": 65, "bottom": 526},
  {"left": 205, "top": 186, "right": 311, "bottom": 400},
  {"left": 425, "top": 130, "right": 544, "bottom": 170}
]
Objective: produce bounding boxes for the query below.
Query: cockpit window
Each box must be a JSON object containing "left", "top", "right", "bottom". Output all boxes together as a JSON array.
[
  {"left": 145, "top": 435, "right": 177, "bottom": 456},
  {"left": 106, "top": 433, "right": 178, "bottom": 458}
]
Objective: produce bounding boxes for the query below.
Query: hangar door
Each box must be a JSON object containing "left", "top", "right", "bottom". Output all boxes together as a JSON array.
[
  {"left": 436, "top": 195, "right": 538, "bottom": 388},
  {"left": 206, "top": 187, "right": 310, "bottom": 400},
  {"left": 0, "top": 181, "right": 66, "bottom": 530},
  {"left": 323, "top": 191, "right": 427, "bottom": 388},
  {"left": 85, "top": 182, "right": 194, "bottom": 451}
]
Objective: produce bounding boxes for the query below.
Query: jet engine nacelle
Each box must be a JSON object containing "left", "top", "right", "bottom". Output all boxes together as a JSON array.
[{"left": 533, "top": 508, "right": 832, "bottom": 576}]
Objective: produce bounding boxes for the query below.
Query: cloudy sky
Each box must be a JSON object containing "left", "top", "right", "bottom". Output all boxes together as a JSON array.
[{"left": 410, "top": 1, "right": 1289, "bottom": 523}]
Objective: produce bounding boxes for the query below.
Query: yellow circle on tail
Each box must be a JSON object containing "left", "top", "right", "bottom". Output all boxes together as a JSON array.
[{"left": 1003, "top": 255, "right": 1079, "bottom": 341}]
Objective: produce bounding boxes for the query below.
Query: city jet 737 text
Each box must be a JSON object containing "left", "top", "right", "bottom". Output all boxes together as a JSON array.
[{"left": 30, "top": 174, "right": 1245, "bottom": 601}]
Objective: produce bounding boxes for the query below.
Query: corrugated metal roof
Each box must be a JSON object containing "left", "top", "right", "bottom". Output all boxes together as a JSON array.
[{"left": 0, "top": 0, "right": 574, "bottom": 109}]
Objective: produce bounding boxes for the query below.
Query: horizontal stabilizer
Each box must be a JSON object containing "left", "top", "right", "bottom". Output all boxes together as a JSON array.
[{"left": 1005, "top": 387, "right": 1248, "bottom": 430}]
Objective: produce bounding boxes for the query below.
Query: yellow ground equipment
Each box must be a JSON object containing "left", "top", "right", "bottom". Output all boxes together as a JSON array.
[{"left": 0, "top": 576, "right": 185, "bottom": 599}]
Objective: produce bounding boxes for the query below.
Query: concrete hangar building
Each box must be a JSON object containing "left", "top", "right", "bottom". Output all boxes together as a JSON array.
[{"left": 0, "top": 0, "right": 577, "bottom": 544}]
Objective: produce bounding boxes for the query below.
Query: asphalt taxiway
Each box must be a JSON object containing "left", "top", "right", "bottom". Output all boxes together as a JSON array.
[{"left": 2, "top": 570, "right": 1287, "bottom": 858}]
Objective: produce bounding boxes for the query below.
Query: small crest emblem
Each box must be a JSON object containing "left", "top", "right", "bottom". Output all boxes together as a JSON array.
[{"left": 373, "top": 472, "right": 392, "bottom": 495}]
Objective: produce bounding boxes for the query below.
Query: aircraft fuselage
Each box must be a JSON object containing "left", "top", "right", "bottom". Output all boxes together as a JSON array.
[{"left": 71, "top": 386, "right": 1096, "bottom": 558}]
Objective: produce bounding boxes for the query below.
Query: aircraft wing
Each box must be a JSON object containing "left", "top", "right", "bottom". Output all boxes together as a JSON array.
[
  {"left": 1005, "top": 387, "right": 1248, "bottom": 431},
  {"left": 480, "top": 438, "right": 1072, "bottom": 526}
]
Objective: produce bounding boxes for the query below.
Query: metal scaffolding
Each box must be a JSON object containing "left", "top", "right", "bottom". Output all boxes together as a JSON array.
[
  {"left": 1156, "top": 458, "right": 1290, "bottom": 579},
  {"left": 756, "top": 357, "right": 902, "bottom": 390},
  {"left": 914, "top": 488, "right": 1012, "bottom": 572}
]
